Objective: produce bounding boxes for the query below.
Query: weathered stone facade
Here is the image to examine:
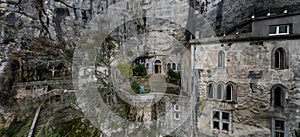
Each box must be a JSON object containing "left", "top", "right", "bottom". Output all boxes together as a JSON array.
[{"left": 191, "top": 13, "right": 300, "bottom": 137}]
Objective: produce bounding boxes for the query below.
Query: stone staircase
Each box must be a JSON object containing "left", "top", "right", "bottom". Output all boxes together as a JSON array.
[
  {"left": 27, "top": 104, "right": 41, "bottom": 137},
  {"left": 33, "top": 106, "right": 47, "bottom": 137},
  {"left": 27, "top": 103, "right": 49, "bottom": 137}
]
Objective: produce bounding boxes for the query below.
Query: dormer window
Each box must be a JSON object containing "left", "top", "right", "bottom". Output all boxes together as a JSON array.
[{"left": 269, "top": 24, "right": 290, "bottom": 36}]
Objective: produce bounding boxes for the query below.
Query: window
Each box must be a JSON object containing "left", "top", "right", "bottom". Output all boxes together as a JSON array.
[
  {"left": 273, "top": 120, "right": 285, "bottom": 137},
  {"left": 207, "top": 83, "right": 214, "bottom": 99},
  {"left": 212, "top": 111, "right": 220, "bottom": 129},
  {"left": 172, "top": 63, "right": 176, "bottom": 70},
  {"left": 218, "top": 51, "right": 225, "bottom": 68},
  {"left": 213, "top": 121, "right": 220, "bottom": 130},
  {"left": 177, "top": 63, "right": 181, "bottom": 71},
  {"left": 146, "top": 63, "right": 149, "bottom": 70},
  {"left": 174, "top": 112, "right": 180, "bottom": 120},
  {"left": 174, "top": 104, "right": 180, "bottom": 120},
  {"left": 217, "top": 84, "right": 223, "bottom": 100},
  {"left": 208, "top": 82, "right": 237, "bottom": 102},
  {"left": 269, "top": 24, "right": 290, "bottom": 35},
  {"left": 271, "top": 85, "right": 286, "bottom": 108},
  {"left": 274, "top": 87, "right": 282, "bottom": 107},
  {"left": 167, "top": 63, "right": 171, "bottom": 70},
  {"left": 154, "top": 60, "right": 162, "bottom": 73},
  {"left": 226, "top": 84, "right": 233, "bottom": 101},
  {"left": 174, "top": 104, "right": 180, "bottom": 111},
  {"left": 272, "top": 47, "right": 288, "bottom": 69},
  {"left": 212, "top": 111, "right": 232, "bottom": 133}
]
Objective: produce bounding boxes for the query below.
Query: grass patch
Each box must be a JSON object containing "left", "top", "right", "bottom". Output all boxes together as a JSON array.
[
  {"left": 296, "top": 129, "right": 300, "bottom": 137},
  {"left": 111, "top": 122, "right": 122, "bottom": 130},
  {"left": 0, "top": 119, "right": 32, "bottom": 137}
]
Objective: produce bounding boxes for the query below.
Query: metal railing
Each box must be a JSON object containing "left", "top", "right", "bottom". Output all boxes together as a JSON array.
[{"left": 13, "top": 80, "right": 73, "bottom": 87}]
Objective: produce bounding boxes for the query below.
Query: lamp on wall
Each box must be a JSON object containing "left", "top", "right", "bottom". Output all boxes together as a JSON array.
[{"left": 251, "top": 9, "right": 255, "bottom": 19}]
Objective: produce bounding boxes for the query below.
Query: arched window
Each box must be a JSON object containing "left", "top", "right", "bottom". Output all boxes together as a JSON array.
[
  {"left": 271, "top": 85, "right": 286, "bottom": 107},
  {"left": 218, "top": 51, "right": 225, "bottom": 68},
  {"left": 274, "top": 87, "right": 282, "bottom": 107},
  {"left": 272, "top": 47, "right": 288, "bottom": 69},
  {"left": 146, "top": 63, "right": 149, "bottom": 70},
  {"left": 167, "top": 63, "right": 171, "bottom": 70},
  {"left": 226, "top": 84, "right": 233, "bottom": 101},
  {"left": 217, "top": 84, "right": 223, "bottom": 100},
  {"left": 177, "top": 63, "right": 181, "bottom": 70},
  {"left": 172, "top": 63, "right": 176, "bottom": 70},
  {"left": 155, "top": 60, "right": 161, "bottom": 64},
  {"left": 154, "top": 60, "right": 162, "bottom": 73},
  {"left": 207, "top": 83, "right": 214, "bottom": 99}
]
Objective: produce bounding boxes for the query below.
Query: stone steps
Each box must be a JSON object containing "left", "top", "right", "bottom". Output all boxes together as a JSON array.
[{"left": 33, "top": 107, "right": 47, "bottom": 137}]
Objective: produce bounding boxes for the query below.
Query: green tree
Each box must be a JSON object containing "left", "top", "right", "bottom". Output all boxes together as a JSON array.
[
  {"left": 167, "top": 69, "right": 180, "bottom": 79},
  {"left": 133, "top": 64, "right": 147, "bottom": 76},
  {"left": 95, "top": 35, "right": 120, "bottom": 89},
  {"left": 296, "top": 130, "right": 300, "bottom": 137},
  {"left": 131, "top": 81, "right": 140, "bottom": 94},
  {"left": 116, "top": 62, "right": 132, "bottom": 78}
]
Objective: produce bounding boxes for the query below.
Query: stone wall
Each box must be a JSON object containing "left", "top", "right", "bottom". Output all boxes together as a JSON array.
[{"left": 194, "top": 39, "right": 300, "bottom": 136}]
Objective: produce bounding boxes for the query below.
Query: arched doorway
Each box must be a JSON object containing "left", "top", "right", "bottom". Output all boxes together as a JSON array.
[{"left": 154, "top": 60, "right": 162, "bottom": 73}]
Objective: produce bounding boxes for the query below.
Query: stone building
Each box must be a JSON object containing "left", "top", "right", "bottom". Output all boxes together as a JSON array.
[
  {"left": 190, "top": 11, "right": 300, "bottom": 136},
  {"left": 116, "top": 0, "right": 190, "bottom": 76}
]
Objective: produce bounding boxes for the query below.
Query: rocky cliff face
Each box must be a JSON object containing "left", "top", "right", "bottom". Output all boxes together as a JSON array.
[
  {"left": 197, "top": 0, "right": 300, "bottom": 36},
  {"left": 0, "top": 0, "right": 299, "bottom": 136}
]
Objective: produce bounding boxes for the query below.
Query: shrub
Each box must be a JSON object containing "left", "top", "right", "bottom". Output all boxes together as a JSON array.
[
  {"left": 167, "top": 69, "right": 180, "bottom": 79},
  {"left": 131, "top": 81, "right": 140, "bottom": 94},
  {"left": 145, "top": 89, "right": 151, "bottom": 93},
  {"left": 133, "top": 64, "right": 147, "bottom": 76},
  {"left": 116, "top": 62, "right": 132, "bottom": 78},
  {"left": 296, "top": 130, "right": 300, "bottom": 137}
]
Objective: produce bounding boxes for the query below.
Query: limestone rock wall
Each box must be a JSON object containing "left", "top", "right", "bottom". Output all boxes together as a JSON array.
[
  {"left": 197, "top": 0, "right": 300, "bottom": 36},
  {"left": 1, "top": 0, "right": 299, "bottom": 136}
]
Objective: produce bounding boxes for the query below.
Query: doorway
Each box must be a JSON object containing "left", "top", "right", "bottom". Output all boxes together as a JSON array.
[{"left": 154, "top": 60, "right": 162, "bottom": 73}]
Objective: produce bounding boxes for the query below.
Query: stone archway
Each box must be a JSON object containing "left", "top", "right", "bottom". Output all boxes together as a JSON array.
[{"left": 154, "top": 60, "right": 162, "bottom": 73}]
